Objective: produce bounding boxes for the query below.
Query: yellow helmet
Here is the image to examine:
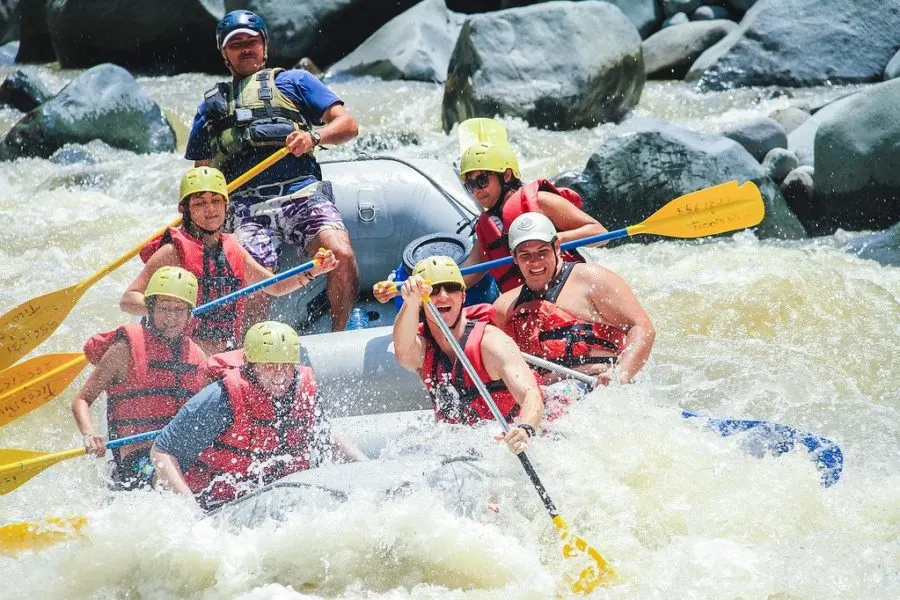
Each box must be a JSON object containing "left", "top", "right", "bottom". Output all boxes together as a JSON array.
[
  {"left": 412, "top": 255, "right": 466, "bottom": 290},
  {"left": 145, "top": 266, "right": 198, "bottom": 308},
  {"left": 179, "top": 166, "right": 229, "bottom": 205},
  {"left": 459, "top": 143, "right": 521, "bottom": 181},
  {"left": 244, "top": 321, "right": 301, "bottom": 364}
]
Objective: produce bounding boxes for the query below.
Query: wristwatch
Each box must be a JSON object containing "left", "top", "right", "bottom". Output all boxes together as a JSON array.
[
  {"left": 518, "top": 423, "right": 536, "bottom": 439},
  {"left": 310, "top": 130, "right": 322, "bottom": 147}
]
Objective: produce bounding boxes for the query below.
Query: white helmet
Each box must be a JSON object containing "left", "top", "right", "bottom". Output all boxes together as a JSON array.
[{"left": 508, "top": 212, "right": 558, "bottom": 252}]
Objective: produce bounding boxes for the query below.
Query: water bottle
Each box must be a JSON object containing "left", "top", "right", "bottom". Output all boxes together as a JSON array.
[{"left": 347, "top": 307, "right": 370, "bottom": 330}]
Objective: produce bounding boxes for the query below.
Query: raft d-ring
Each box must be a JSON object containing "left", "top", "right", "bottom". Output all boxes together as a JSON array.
[{"left": 358, "top": 201, "right": 376, "bottom": 222}]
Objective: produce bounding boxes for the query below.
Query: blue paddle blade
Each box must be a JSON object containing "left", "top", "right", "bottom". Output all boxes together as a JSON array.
[{"left": 681, "top": 411, "right": 844, "bottom": 488}]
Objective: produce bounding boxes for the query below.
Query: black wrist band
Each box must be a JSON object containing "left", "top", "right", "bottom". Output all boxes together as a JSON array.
[{"left": 518, "top": 423, "right": 536, "bottom": 439}]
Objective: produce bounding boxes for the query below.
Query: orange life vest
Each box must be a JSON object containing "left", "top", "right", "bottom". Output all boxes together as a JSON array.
[
  {"left": 83, "top": 323, "right": 204, "bottom": 470},
  {"left": 140, "top": 227, "right": 246, "bottom": 345},
  {"left": 420, "top": 306, "right": 522, "bottom": 425},
  {"left": 506, "top": 262, "right": 626, "bottom": 369},
  {"left": 183, "top": 366, "right": 318, "bottom": 508},
  {"left": 473, "top": 179, "right": 584, "bottom": 292}
]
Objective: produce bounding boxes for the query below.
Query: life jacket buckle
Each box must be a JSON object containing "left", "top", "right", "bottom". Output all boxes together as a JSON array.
[{"left": 234, "top": 108, "right": 253, "bottom": 123}]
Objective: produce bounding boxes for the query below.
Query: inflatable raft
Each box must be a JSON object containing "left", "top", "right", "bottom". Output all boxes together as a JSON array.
[{"left": 207, "top": 155, "right": 842, "bottom": 525}]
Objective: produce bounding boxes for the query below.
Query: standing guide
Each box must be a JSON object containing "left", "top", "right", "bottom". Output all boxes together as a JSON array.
[{"left": 186, "top": 10, "right": 360, "bottom": 331}]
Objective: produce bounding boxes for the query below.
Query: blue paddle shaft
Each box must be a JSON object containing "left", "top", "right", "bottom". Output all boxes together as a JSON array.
[
  {"left": 459, "top": 227, "right": 629, "bottom": 276},
  {"left": 191, "top": 259, "right": 315, "bottom": 316},
  {"left": 105, "top": 429, "right": 162, "bottom": 450}
]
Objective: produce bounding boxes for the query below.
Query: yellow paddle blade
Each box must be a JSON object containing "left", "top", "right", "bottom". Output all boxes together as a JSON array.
[
  {"left": 0, "top": 352, "right": 84, "bottom": 396},
  {"left": 0, "top": 447, "right": 86, "bottom": 495},
  {"left": 0, "top": 284, "right": 90, "bottom": 371},
  {"left": 628, "top": 180, "right": 764, "bottom": 239},
  {"left": 552, "top": 515, "right": 616, "bottom": 593},
  {"left": 0, "top": 355, "right": 88, "bottom": 427},
  {"left": 0, "top": 516, "right": 86, "bottom": 554},
  {"left": 457, "top": 117, "right": 508, "bottom": 152}
]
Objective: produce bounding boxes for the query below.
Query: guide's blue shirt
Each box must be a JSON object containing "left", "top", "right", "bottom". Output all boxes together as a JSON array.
[{"left": 185, "top": 69, "right": 343, "bottom": 191}]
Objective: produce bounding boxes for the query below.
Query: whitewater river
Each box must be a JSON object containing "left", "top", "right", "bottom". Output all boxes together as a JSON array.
[{"left": 0, "top": 67, "right": 897, "bottom": 599}]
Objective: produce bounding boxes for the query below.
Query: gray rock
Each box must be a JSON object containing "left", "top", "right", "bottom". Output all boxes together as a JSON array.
[
  {"left": 327, "top": 0, "right": 465, "bottom": 83},
  {"left": 721, "top": 117, "right": 787, "bottom": 162},
  {"left": 814, "top": 78, "right": 900, "bottom": 232},
  {"left": 443, "top": 1, "right": 644, "bottom": 131},
  {"left": 779, "top": 165, "right": 815, "bottom": 226},
  {"left": 0, "top": 39, "right": 16, "bottom": 65},
  {"left": 662, "top": 0, "right": 702, "bottom": 18},
  {"left": 643, "top": 19, "right": 737, "bottom": 80},
  {"left": 884, "top": 49, "right": 900, "bottom": 81},
  {"left": 573, "top": 116, "right": 805, "bottom": 240},
  {"left": 0, "top": 68, "right": 53, "bottom": 111},
  {"left": 0, "top": 63, "right": 175, "bottom": 160},
  {"left": 46, "top": 0, "right": 222, "bottom": 73},
  {"left": 787, "top": 92, "right": 860, "bottom": 166},
  {"left": 691, "top": 6, "right": 730, "bottom": 21},
  {"left": 239, "top": 0, "right": 419, "bottom": 69},
  {"left": 1, "top": 0, "right": 18, "bottom": 45},
  {"left": 16, "top": 0, "right": 53, "bottom": 63},
  {"left": 662, "top": 12, "right": 690, "bottom": 28},
  {"left": 687, "top": 0, "right": 900, "bottom": 89},
  {"left": 844, "top": 221, "right": 900, "bottom": 267},
  {"left": 761, "top": 147, "right": 798, "bottom": 184},
  {"left": 550, "top": 169, "right": 584, "bottom": 190},
  {"left": 767, "top": 106, "right": 810, "bottom": 134}
]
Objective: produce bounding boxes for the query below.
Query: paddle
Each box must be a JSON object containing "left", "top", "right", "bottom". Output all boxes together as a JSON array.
[
  {"left": 0, "top": 252, "right": 318, "bottom": 427},
  {"left": 457, "top": 117, "right": 508, "bottom": 152},
  {"left": 0, "top": 147, "right": 291, "bottom": 371},
  {"left": 0, "top": 429, "right": 161, "bottom": 496},
  {"left": 375, "top": 180, "right": 764, "bottom": 295},
  {"left": 521, "top": 353, "right": 844, "bottom": 487},
  {"left": 460, "top": 179, "right": 764, "bottom": 277},
  {"left": 423, "top": 300, "right": 615, "bottom": 593},
  {"left": 0, "top": 516, "right": 87, "bottom": 554}
]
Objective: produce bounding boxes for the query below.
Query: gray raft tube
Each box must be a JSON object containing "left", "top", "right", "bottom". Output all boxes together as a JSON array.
[{"left": 266, "top": 156, "right": 482, "bottom": 417}]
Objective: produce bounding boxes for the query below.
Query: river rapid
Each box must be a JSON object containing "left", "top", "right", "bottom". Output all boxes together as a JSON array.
[{"left": 0, "top": 67, "right": 897, "bottom": 599}]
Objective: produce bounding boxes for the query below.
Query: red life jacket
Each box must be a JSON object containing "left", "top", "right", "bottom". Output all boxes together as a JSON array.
[
  {"left": 506, "top": 262, "right": 626, "bottom": 369},
  {"left": 419, "top": 306, "right": 522, "bottom": 425},
  {"left": 140, "top": 227, "right": 247, "bottom": 346},
  {"left": 83, "top": 323, "right": 204, "bottom": 466},
  {"left": 473, "top": 179, "right": 585, "bottom": 293},
  {"left": 183, "top": 366, "right": 318, "bottom": 507}
]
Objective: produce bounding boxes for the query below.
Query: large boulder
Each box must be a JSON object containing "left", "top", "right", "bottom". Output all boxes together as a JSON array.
[
  {"left": 686, "top": 0, "right": 900, "bottom": 89},
  {"left": 443, "top": 1, "right": 644, "bottom": 131},
  {"left": 0, "top": 63, "right": 175, "bottom": 160},
  {"left": 643, "top": 19, "right": 737, "bottom": 80},
  {"left": 228, "top": 0, "right": 419, "bottom": 69},
  {"left": 1, "top": 0, "right": 18, "bottom": 44},
  {"left": 46, "top": 0, "right": 223, "bottom": 73},
  {"left": 0, "top": 68, "right": 53, "bottom": 111},
  {"left": 573, "top": 117, "right": 806, "bottom": 240},
  {"left": 813, "top": 78, "right": 900, "bottom": 233},
  {"left": 326, "top": 0, "right": 465, "bottom": 83},
  {"left": 15, "top": 0, "right": 54, "bottom": 63}
]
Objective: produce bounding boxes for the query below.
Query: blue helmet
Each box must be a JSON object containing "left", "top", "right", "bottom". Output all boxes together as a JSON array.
[{"left": 216, "top": 10, "right": 268, "bottom": 49}]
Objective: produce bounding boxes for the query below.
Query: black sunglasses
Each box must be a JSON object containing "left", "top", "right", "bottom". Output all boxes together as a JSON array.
[
  {"left": 431, "top": 282, "right": 464, "bottom": 295},
  {"left": 463, "top": 172, "right": 492, "bottom": 193}
]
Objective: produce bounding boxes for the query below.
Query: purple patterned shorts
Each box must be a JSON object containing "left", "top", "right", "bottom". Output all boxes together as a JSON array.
[{"left": 227, "top": 180, "right": 347, "bottom": 269}]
